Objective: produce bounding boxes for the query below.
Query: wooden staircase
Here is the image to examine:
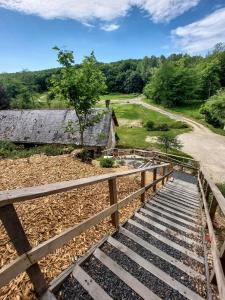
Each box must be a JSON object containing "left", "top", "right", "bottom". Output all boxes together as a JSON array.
[{"left": 55, "top": 177, "right": 208, "bottom": 300}]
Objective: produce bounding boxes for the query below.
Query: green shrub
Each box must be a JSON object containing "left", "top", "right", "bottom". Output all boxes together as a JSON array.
[
  {"left": 170, "top": 121, "right": 189, "bottom": 129},
  {"left": 144, "top": 120, "right": 155, "bottom": 131},
  {"left": 76, "top": 149, "right": 93, "bottom": 162},
  {"left": 156, "top": 123, "right": 169, "bottom": 131},
  {"left": 100, "top": 157, "right": 114, "bottom": 168},
  {"left": 217, "top": 183, "right": 225, "bottom": 197}
]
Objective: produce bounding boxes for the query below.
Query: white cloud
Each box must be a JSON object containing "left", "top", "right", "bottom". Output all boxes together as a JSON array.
[
  {"left": 0, "top": 0, "right": 200, "bottom": 29},
  {"left": 172, "top": 7, "right": 225, "bottom": 53},
  {"left": 101, "top": 24, "right": 120, "bottom": 32}
]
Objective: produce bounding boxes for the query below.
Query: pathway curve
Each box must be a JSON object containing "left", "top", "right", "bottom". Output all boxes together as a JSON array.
[{"left": 110, "top": 97, "right": 225, "bottom": 182}]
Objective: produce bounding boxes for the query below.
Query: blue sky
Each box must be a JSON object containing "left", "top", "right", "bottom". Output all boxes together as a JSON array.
[{"left": 0, "top": 0, "right": 225, "bottom": 72}]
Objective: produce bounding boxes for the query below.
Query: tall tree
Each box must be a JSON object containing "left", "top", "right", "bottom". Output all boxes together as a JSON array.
[
  {"left": 0, "top": 85, "right": 10, "bottom": 109},
  {"left": 51, "top": 47, "right": 106, "bottom": 147}
]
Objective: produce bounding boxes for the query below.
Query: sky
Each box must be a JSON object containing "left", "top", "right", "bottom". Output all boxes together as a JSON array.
[{"left": 0, "top": 0, "right": 225, "bottom": 73}]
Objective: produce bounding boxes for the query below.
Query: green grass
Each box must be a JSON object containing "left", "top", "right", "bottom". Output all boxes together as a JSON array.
[
  {"left": 144, "top": 97, "right": 225, "bottom": 136},
  {"left": 0, "top": 140, "right": 75, "bottom": 159},
  {"left": 111, "top": 103, "right": 190, "bottom": 153},
  {"left": 99, "top": 93, "right": 139, "bottom": 101},
  {"left": 218, "top": 183, "right": 225, "bottom": 197}
]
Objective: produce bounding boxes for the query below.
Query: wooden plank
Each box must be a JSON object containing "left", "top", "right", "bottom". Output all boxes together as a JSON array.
[
  {"left": 135, "top": 212, "right": 201, "bottom": 246},
  {"left": 160, "top": 188, "right": 199, "bottom": 203},
  {"left": 120, "top": 227, "right": 205, "bottom": 281},
  {"left": 154, "top": 196, "right": 197, "bottom": 214},
  {"left": 198, "top": 176, "right": 225, "bottom": 300},
  {"left": 145, "top": 204, "right": 201, "bottom": 228},
  {"left": 108, "top": 237, "right": 204, "bottom": 300},
  {"left": 167, "top": 182, "right": 198, "bottom": 194},
  {"left": 141, "top": 171, "right": 146, "bottom": 203},
  {"left": 0, "top": 204, "right": 47, "bottom": 295},
  {"left": 140, "top": 208, "right": 198, "bottom": 235},
  {"left": 118, "top": 187, "right": 145, "bottom": 209},
  {"left": 94, "top": 248, "right": 160, "bottom": 300},
  {"left": 162, "top": 166, "right": 166, "bottom": 186},
  {"left": 148, "top": 200, "right": 197, "bottom": 222},
  {"left": 40, "top": 290, "right": 58, "bottom": 300},
  {"left": 158, "top": 191, "right": 200, "bottom": 208},
  {"left": 156, "top": 193, "right": 199, "bottom": 210},
  {"left": 108, "top": 178, "right": 119, "bottom": 228},
  {"left": 0, "top": 163, "right": 169, "bottom": 207},
  {"left": 209, "top": 196, "right": 218, "bottom": 220},
  {"left": 153, "top": 168, "right": 157, "bottom": 192},
  {"left": 162, "top": 186, "right": 199, "bottom": 200},
  {"left": 0, "top": 254, "right": 32, "bottom": 288},
  {"left": 28, "top": 204, "right": 117, "bottom": 265},
  {"left": 129, "top": 218, "right": 204, "bottom": 263},
  {"left": 73, "top": 265, "right": 112, "bottom": 300}
]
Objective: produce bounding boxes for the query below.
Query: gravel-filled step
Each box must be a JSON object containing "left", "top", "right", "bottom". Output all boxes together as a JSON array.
[
  {"left": 156, "top": 193, "right": 200, "bottom": 211},
  {"left": 81, "top": 255, "right": 142, "bottom": 300},
  {"left": 55, "top": 275, "right": 93, "bottom": 300},
  {"left": 125, "top": 221, "right": 205, "bottom": 274},
  {"left": 113, "top": 232, "right": 206, "bottom": 297},
  {"left": 150, "top": 202, "right": 200, "bottom": 224},
  {"left": 154, "top": 198, "right": 196, "bottom": 217},
  {"left": 100, "top": 242, "right": 188, "bottom": 300},
  {"left": 143, "top": 205, "right": 200, "bottom": 232},
  {"left": 139, "top": 211, "right": 200, "bottom": 241}
]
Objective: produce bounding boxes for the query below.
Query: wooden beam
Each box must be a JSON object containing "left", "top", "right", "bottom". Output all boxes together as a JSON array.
[
  {"left": 0, "top": 163, "right": 169, "bottom": 207},
  {"left": 0, "top": 205, "right": 48, "bottom": 295},
  {"left": 108, "top": 178, "right": 119, "bottom": 228},
  {"left": 162, "top": 166, "right": 166, "bottom": 186},
  {"left": 209, "top": 196, "right": 218, "bottom": 221},
  {"left": 153, "top": 168, "right": 157, "bottom": 192},
  {"left": 141, "top": 171, "right": 146, "bottom": 203},
  {"left": 198, "top": 176, "right": 225, "bottom": 299}
]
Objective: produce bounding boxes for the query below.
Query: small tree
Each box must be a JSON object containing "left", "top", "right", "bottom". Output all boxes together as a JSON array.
[
  {"left": 157, "top": 133, "right": 182, "bottom": 153},
  {"left": 0, "top": 85, "right": 10, "bottom": 109},
  {"left": 51, "top": 47, "right": 106, "bottom": 147}
]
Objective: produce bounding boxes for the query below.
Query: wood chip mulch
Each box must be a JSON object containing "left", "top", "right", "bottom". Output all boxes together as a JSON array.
[{"left": 0, "top": 154, "right": 149, "bottom": 300}]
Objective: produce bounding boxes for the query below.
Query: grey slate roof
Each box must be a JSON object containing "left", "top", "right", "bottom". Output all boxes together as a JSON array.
[{"left": 0, "top": 109, "right": 117, "bottom": 147}]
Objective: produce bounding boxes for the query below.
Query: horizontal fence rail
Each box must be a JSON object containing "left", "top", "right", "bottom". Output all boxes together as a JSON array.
[
  {"left": 0, "top": 162, "right": 172, "bottom": 296},
  {"left": 198, "top": 171, "right": 225, "bottom": 300}
]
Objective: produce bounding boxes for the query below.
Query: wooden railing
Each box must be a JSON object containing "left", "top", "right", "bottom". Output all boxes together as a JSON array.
[
  {"left": 0, "top": 162, "right": 172, "bottom": 296},
  {"left": 103, "top": 148, "right": 199, "bottom": 171},
  {"left": 198, "top": 171, "right": 225, "bottom": 299}
]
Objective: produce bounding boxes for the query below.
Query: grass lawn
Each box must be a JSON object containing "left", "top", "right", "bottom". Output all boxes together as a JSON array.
[
  {"left": 144, "top": 97, "right": 225, "bottom": 136},
  {"left": 111, "top": 103, "right": 191, "bottom": 156},
  {"left": 100, "top": 93, "right": 139, "bottom": 101}
]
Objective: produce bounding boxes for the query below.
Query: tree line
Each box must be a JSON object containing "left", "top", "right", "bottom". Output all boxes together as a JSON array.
[{"left": 0, "top": 43, "right": 225, "bottom": 128}]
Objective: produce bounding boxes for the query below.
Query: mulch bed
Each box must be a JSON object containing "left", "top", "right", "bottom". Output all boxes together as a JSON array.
[{"left": 0, "top": 154, "right": 147, "bottom": 300}]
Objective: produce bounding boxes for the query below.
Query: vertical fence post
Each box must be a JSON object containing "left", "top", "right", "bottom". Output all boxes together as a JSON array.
[
  {"left": 0, "top": 204, "right": 48, "bottom": 296},
  {"left": 108, "top": 178, "right": 119, "bottom": 228},
  {"left": 141, "top": 171, "right": 146, "bottom": 203},
  {"left": 162, "top": 166, "right": 166, "bottom": 186},
  {"left": 209, "top": 196, "right": 218, "bottom": 221},
  {"left": 153, "top": 167, "right": 157, "bottom": 192}
]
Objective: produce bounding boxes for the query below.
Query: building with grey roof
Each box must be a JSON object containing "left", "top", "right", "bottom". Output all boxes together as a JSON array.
[{"left": 0, "top": 108, "right": 119, "bottom": 149}]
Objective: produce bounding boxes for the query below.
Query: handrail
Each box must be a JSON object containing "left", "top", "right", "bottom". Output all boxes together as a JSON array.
[
  {"left": 198, "top": 170, "right": 225, "bottom": 299},
  {"left": 0, "top": 162, "right": 172, "bottom": 296}
]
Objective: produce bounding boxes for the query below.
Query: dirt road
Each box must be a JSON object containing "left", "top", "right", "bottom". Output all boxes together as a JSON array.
[{"left": 111, "top": 97, "right": 225, "bottom": 182}]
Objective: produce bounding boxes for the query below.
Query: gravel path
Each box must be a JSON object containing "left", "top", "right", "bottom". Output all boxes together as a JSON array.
[{"left": 110, "top": 97, "right": 225, "bottom": 182}]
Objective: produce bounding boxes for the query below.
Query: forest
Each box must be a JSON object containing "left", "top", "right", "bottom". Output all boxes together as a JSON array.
[{"left": 0, "top": 43, "right": 225, "bottom": 129}]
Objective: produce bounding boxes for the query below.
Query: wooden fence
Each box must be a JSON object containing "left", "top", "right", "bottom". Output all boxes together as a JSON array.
[
  {"left": 198, "top": 171, "right": 225, "bottom": 300},
  {"left": 102, "top": 148, "right": 199, "bottom": 172},
  {"left": 0, "top": 162, "right": 172, "bottom": 296}
]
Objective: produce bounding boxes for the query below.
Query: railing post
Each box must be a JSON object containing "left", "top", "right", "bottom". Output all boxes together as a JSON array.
[
  {"left": 0, "top": 204, "right": 48, "bottom": 295},
  {"left": 141, "top": 171, "right": 146, "bottom": 203},
  {"left": 162, "top": 166, "right": 166, "bottom": 186},
  {"left": 108, "top": 178, "right": 119, "bottom": 228},
  {"left": 153, "top": 168, "right": 157, "bottom": 192},
  {"left": 209, "top": 196, "right": 218, "bottom": 221}
]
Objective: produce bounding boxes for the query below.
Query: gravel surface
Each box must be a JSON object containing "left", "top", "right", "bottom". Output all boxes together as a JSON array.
[
  {"left": 172, "top": 172, "right": 197, "bottom": 184},
  {"left": 114, "top": 232, "right": 206, "bottom": 297},
  {"left": 101, "top": 242, "right": 188, "bottom": 300},
  {"left": 153, "top": 199, "right": 195, "bottom": 217},
  {"left": 139, "top": 211, "right": 200, "bottom": 240},
  {"left": 133, "top": 215, "right": 199, "bottom": 252},
  {"left": 157, "top": 193, "right": 200, "bottom": 210},
  {"left": 143, "top": 205, "right": 199, "bottom": 232},
  {"left": 151, "top": 202, "right": 200, "bottom": 224},
  {"left": 125, "top": 222, "right": 205, "bottom": 274},
  {"left": 81, "top": 256, "right": 142, "bottom": 299},
  {"left": 55, "top": 275, "right": 93, "bottom": 300}
]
